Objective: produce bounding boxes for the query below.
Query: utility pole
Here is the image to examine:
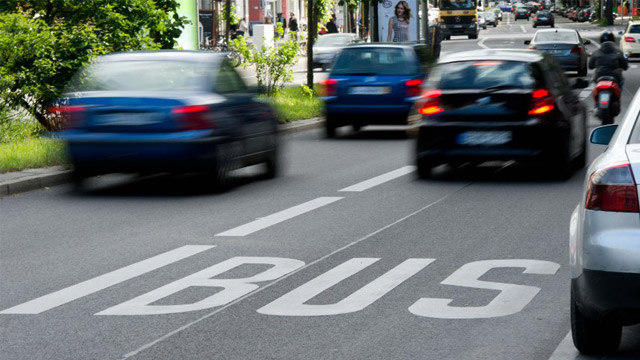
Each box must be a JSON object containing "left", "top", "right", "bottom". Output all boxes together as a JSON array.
[
  {"left": 307, "top": 0, "right": 315, "bottom": 88},
  {"left": 225, "top": 0, "right": 231, "bottom": 45}
]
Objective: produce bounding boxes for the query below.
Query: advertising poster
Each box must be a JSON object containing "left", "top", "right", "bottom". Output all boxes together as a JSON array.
[{"left": 378, "top": 0, "right": 418, "bottom": 43}]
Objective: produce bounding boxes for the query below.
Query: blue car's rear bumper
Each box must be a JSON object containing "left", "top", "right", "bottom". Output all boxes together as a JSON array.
[
  {"left": 58, "top": 130, "right": 224, "bottom": 174},
  {"left": 323, "top": 102, "right": 413, "bottom": 125}
]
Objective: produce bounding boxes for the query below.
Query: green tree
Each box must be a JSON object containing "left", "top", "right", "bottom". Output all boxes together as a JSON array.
[{"left": 0, "top": 1, "right": 187, "bottom": 130}]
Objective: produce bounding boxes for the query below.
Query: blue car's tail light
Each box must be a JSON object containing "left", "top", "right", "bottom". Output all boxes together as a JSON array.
[
  {"left": 47, "top": 105, "right": 86, "bottom": 129},
  {"left": 172, "top": 105, "right": 213, "bottom": 131},
  {"left": 405, "top": 78, "right": 423, "bottom": 98},
  {"left": 586, "top": 164, "right": 639, "bottom": 213}
]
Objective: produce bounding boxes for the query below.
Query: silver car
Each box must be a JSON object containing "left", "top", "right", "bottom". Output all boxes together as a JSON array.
[{"left": 569, "top": 89, "right": 640, "bottom": 354}]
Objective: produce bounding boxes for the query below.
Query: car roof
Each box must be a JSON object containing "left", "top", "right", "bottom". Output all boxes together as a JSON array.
[
  {"left": 347, "top": 43, "right": 416, "bottom": 50},
  {"left": 96, "top": 50, "right": 222, "bottom": 64},
  {"left": 439, "top": 49, "right": 544, "bottom": 64}
]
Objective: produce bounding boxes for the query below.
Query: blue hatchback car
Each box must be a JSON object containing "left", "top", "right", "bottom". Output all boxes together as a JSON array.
[
  {"left": 51, "top": 51, "right": 279, "bottom": 189},
  {"left": 320, "top": 44, "right": 430, "bottom": 137}
]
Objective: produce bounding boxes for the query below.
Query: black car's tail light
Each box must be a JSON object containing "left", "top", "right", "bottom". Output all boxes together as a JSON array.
[
  {"left": 319, "top": 78, "right": 338, "bottom": 97},
  {"left": 585, "top": 164, "right": 639, "bottom": 213},
  {"left": 418, "top": 89, "right": 444, "bottom": 116},
  {"left": 172, "top": 105, "right": 212, "bottom": 131},
  {"left": 46, "top": 105, "right": 86, "bottom": 129},
  {"left": 528, "top": 88, "right": 555, "bottom": 115},
  {"left": 405, "top": 78, "right": 423, "bottom": 98},
  {"left": 570, "top": 47, "right": 583, "bottom": 54}
]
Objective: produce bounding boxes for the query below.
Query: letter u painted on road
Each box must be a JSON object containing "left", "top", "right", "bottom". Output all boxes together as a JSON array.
[
  {"left": 96, "top": 257, "right": 305, "bottom": 316},
  {"left": 408, "top": 259, "right": 560, "bottom": 319},
  {"left": 258, "top": 258, "right": 435, "bottom": 316}
]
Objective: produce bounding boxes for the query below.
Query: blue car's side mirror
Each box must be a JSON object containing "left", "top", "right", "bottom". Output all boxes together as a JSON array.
[{"left": 590, "top": 124, "right": 618, "bottom": 145}]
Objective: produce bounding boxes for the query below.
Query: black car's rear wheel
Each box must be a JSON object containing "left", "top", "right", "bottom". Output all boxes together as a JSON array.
[
  {"left": 417, "top": 158, "right": 434, "bottom": 179},
  {"left": 325, "top": 115, "right": 337, "bottom": 138},
  {"left": 578, "top": 63, "right": 587, "bottom": 77},
  {"left": 571, "top": 282, "right": 622, "bottom": 354}
]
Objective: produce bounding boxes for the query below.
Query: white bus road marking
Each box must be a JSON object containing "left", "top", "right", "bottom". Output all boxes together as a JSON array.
[
  {"left": 0, "top": 245, "right": 215, "bottom": 315},
  {"left": 548, "top": 332, "right": 577, "bottom": 359},
  {"left": 215, "top": 197, "right": 343, "bottom": 236},
  {"left": 257, "top": 258, "right": 435, "bottom": 316},
  {"left": 339, "top": 166, "right": 416, "bottom": 192},
  {"left": 478, "top": 37, "right": 490, "bottom": 49},
  {"left": 119, "top": 191, "right": 460, "bottom": 359}
]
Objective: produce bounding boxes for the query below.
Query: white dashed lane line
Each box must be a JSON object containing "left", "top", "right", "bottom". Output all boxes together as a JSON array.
[
  {"left": 339, "top": 166, "right": 416, "bottom": 192},
  {"left": 215, "top": 197, "right": 343, "bottom": 236}
]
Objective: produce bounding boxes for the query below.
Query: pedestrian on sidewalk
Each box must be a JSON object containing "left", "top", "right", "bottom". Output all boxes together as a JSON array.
[
  {"left": 288, "top": 12, "right": 298, "bottom": 40},
  {"left": 326, "top": 16, "right": 338, "bottom": 34}
]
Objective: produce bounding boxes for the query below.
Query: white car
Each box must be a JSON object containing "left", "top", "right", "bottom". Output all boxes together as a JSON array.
[
  {"left": 619, "top": 20, "right": 640, "bottom": 59},
  {"left": 478, "top": 12, "right": 487, "bottom": 29},
  {"left": 569, "top": 89, "right": 640, "bottom": 354}
]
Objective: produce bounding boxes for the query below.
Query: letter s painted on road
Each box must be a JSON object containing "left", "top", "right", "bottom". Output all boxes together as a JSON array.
[{"left": 408, "top": 259, "right": 560, "bottom": 319}]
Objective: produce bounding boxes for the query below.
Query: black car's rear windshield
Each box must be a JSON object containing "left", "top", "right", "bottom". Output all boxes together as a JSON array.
[
  {"left": 67, "top": 60, "right": 210, "bottom": 92},
  {"left": 426, "top": 60, "right": 540, "bottom": 90},
  {"left": 533, "top": 31, "right": 578, "bottom": 43},
  {"left": 332, "top": 48, "right": 419, "bottom": 76},
  {"left": 538, "top": 11, "right": 551, "bottom": 15}
]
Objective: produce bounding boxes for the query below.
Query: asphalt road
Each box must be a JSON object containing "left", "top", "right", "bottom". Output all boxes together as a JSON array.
[{"left": 2, "top": 14, "right": 640, "bottom": 360}]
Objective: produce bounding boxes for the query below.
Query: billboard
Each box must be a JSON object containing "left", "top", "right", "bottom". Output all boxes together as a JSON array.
[{"left": 378, "top": 0, "right": 419, "bottom": 43}]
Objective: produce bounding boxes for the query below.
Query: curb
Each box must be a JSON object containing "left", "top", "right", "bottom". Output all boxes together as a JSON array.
[{"left": 0, "top": 118, "right": 325, "bottom": 198}]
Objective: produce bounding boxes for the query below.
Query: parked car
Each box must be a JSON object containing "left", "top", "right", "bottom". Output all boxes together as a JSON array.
[
  {"left": 415, "top": 49, "right": 588, "bottom": 178},
  {"left": 514, "top": 7, "right": 530, "bottom": 20},
  {"left": 533, "top": 10, "right": 554, "bottom": 27},
  {"left": 576, "top": 8, "right": 593, "bottom": 22},
  {"left": 320, "top": 44, "right": 430, "bottom": 137},
  {"left": 619, "top": 20, "right": 640, "bottom": 59},
  {"left": 525, "top": 29, "right": 589, "bottom": 76},
  {"left": 569, "top": 88, "right": 640, "bottom": 354},
  {"left": 51, "top": 51, "right": 280, "bottom": 188},
  {"left": 313, "top": 33, "right": 359, "bottom": 71}
]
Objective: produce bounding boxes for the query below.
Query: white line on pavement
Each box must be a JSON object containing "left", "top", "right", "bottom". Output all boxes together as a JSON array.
[
  {"left": 0, "top": 245, "right": 215, "bottom": 314},
  {"left": 215, "top": 197, "right": 343, "bottom": 236},
  {"left": 478, "top": 37, "right": 490, "bottom": 49},
  {"left": 548, "top": 331, "right": 578, "bottom": 359},
  {"left": 520, "top": 25, "right": 526, "bottom": 33},
  {"left": 632, "top": 64, "right": 638, "bottom": 69},
  {"left": 339, "top": 166, "right": 416, "bottom": 192},
  {"left": 120, "top": 186, "right": 465, "bottom": 360}
]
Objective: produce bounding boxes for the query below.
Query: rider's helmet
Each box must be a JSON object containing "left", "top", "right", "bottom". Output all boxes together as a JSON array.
[{"left": 600, "top": 31, "right": 615, "bottom": 44}]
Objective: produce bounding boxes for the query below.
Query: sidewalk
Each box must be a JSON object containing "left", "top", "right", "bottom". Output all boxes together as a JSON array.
[{"left": 0, "top": 117, "right": 324, "bottom": 197}]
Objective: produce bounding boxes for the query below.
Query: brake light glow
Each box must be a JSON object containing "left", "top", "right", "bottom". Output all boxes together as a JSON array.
[
  {"left": 405, "top": 78, "right": 423, "bottom": 97},
  {"left": 624, "top": 36, "right": 636, "bottom": 43},
  {"left": 473, "top": 61, "right": 503, "bottom": 66},
  {"left": 418, "top": 89, "right": 444, "bottom": 115},
  {"left": 585, "top": 164, "right": 639, "bottom": 213},
  {"left": 172, "top": 105, "right": 211, "bottom": 130},
  {"left": 570, "top": 47, "right": 582, "bottom": 54},
  {"left": 319, "top": 78, "right": 338, "bottom": 96},
  {"left": 528, "top": 89, "right": 554, "bottom": 115},
  {"left": 46, "top": 105, "right": 86, "bottom": 129}
]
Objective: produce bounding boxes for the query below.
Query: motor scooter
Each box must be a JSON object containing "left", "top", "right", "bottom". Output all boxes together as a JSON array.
[{"left": 592, "top": 76, "right": 621, "bottom": 125}]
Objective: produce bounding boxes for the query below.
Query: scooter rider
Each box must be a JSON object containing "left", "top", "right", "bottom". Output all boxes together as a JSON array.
[{"left": 588, "top": 31, "right": 628, "bottom": 89}]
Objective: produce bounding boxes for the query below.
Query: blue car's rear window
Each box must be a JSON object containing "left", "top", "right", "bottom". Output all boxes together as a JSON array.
[
  {"left": 332, "top": 48, "right": 419, "bottom": 76},
  {"left": 67, "top": 60, "right": 210, "bottom": 92}
]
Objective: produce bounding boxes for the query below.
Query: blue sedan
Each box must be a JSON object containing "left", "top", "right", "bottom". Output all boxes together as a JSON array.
[{"left": 50, "top": 51, "right": 279, "bottom": 189}]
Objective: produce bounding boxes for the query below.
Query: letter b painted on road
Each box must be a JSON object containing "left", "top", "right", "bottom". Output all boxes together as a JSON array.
[{"left": 96, "top": 257, "right": 304, "bottom": 316}]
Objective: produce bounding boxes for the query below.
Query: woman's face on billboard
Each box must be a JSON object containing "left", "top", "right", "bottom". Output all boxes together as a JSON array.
[{"left": 396, "top": 3, "right": 406, "bottom": 17}]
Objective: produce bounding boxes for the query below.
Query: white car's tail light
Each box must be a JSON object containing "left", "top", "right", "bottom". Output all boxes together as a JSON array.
[{"left": 585, "top": 164, "right": 639, "bottom": 213}]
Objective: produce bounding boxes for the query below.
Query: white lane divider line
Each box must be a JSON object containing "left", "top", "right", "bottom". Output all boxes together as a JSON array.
[
  {"left": 339, "top": 166, "right": 416, "bottom": 192},
  {"left": 215, "top": 197, "right": 343, "bottom": 237},
  {"left": 520, "top": 25, "right": 526, "bottom": 33},
  {"left": 632, "top": 64, "right": 638, "bottom": 69},
  {"left": 0, "top": 245, "right": 215, "bottom": 315},
  {"left": 548, "top": 331, "right": 577, "bottom": 359},
  {"left": 478, "top": 37, "right": 490, "bottom": 49},
  {"left": 579, "top": 85, "right": 594, "bottom": 99}
]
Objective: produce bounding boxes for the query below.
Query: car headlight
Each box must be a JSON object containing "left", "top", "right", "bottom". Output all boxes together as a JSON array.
[{"left": 470, "top": 23, "right": 477, "bottom": 28}]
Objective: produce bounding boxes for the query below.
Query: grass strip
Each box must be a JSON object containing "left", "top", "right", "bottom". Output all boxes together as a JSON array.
[
  {"left": 267, "top": 85, "right": 323, "bottom": 123},
  {"left": 0, "top": 138, "right": 68, "bottom": 173}
]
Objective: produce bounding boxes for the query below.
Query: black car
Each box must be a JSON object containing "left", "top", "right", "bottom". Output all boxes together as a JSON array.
[
  {"left": 533, "top": 10, "right": 554, "bottom": 27},
  {"left": 514, "top": 8, "right": 530, "bottom": 20},
  {"left": 416, "top": 49, "right": 588, "bottom": 178},
  {"left": 525, "top": 29, "right": 590, "bottom": 76}
]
